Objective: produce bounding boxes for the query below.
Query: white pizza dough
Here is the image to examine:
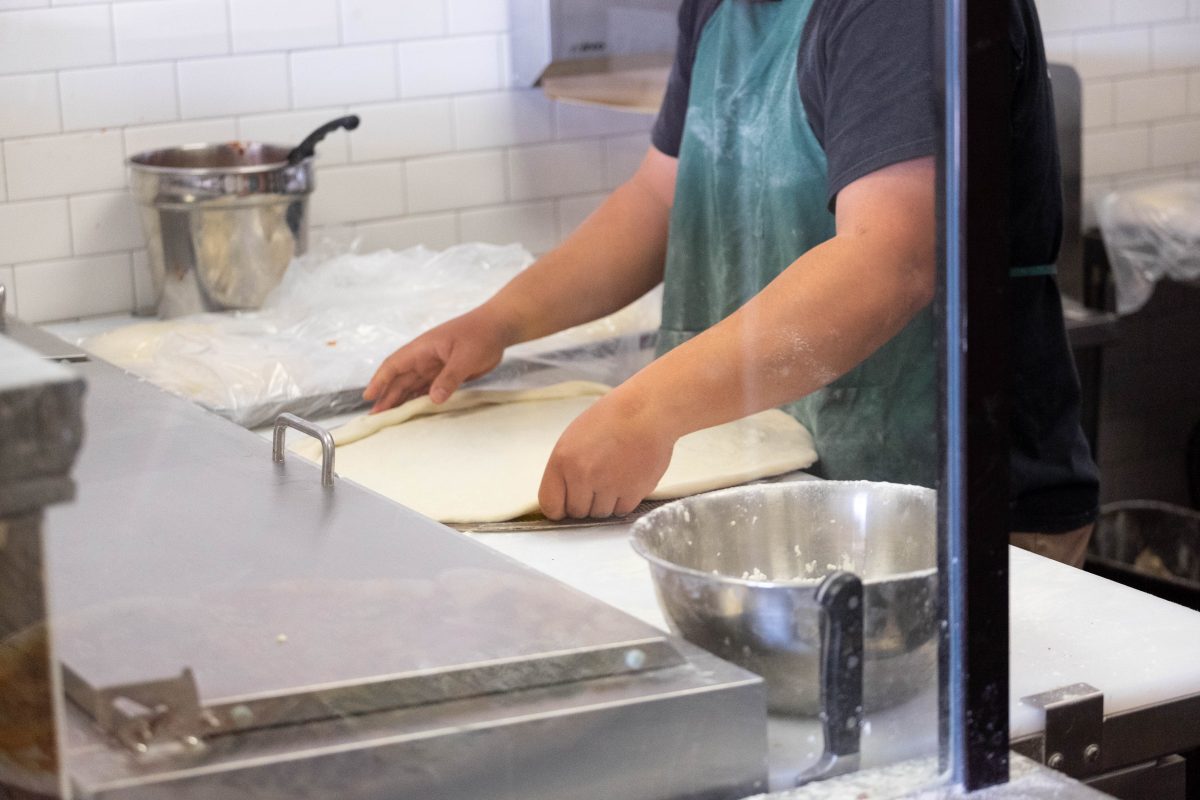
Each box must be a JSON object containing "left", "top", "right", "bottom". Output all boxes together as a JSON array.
[{"left": 295, "top": 381, "right": 817, "bottom": 523}]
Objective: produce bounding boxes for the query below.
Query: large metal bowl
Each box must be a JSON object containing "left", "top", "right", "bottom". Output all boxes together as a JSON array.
[{"left": 631, "top": 480, "right": 937, "bottom": 716}]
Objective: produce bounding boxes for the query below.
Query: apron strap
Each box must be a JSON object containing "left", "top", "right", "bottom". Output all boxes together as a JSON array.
[{"left": 1009, "top": 264, "right": 1057, "bottom": 278}]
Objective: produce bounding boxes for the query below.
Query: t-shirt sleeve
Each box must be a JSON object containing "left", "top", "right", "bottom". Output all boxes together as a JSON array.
[
  {"left": 652, "top": 1, "right": 713, "bottom": 157},
  {"left": 800, "top": 0, "right": 939, "bottom": 205}
]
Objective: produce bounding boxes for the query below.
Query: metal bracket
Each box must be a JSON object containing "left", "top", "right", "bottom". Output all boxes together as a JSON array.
[
  {"left": 64, "top": 665, "right": 209, "bottom": 754},
  {"left": 273, "top": 413, "right": 336, "bottom": 486},
  {"left": 1020, "top": 682, "right": 1104, "bottom": 778}
]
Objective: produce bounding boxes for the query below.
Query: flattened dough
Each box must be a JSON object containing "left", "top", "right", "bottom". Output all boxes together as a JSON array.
[{"left": 296, "top": 381, "right": 817, "bottom": 523}]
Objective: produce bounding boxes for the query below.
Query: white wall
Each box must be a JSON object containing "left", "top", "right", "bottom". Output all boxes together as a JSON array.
[
  {"left": 1036, "top": 0, "right": 1200, "bottom": 225},
  {"left": 1, "top": 0, "right": 1197, "bottom": 324},
  {"left": 0, "top": 0, "right": 654, "bottom": 323}
]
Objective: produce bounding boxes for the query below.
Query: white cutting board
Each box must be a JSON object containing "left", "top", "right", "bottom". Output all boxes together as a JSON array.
[
  {"left": 479, "top": 530, "right": 1200, "bottom": 741},
  {"left": 1009, "top": 544, "right": 1200, "bottom": 737},
  {"left": 473, "top": 523, "right": 667, "bottom": 629}
]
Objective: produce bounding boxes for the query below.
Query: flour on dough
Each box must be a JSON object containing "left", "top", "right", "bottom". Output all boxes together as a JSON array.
[{"left": 295, "top": 381, "right": 817, "bottom": 523}]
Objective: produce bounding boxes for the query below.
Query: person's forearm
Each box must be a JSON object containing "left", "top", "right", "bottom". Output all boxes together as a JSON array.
[
  {"left": 615, "top": 232, "right": 935, "bottom": 439},
  {"left": 610, "top": 157, "right": 937, "bottom": 439},
  {"left": 481, "top": 158, "right": 673, "bottom": 347}
]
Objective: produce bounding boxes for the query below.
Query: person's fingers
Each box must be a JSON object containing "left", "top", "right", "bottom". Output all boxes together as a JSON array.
[
  {"left": 372, "top": 367, "right": 433, "bottom": 413},
  {"left": 363, "top": 359, "right": 401, "bottom": 401},
  {"left": 538, "top": 470, "right": 567, "bottom": 521},
  {"left": 365, "top": 340, "right": 430, "bottom": 401},
  {"left": 428, "top": 348, "right": 471, "bottom": 404},
  {"left": 371, "top": 378, "right": 412, "bottom": 414},
  {"left": 614, "top": 495, "right": 643, "bottom": 516},
  {"left": 588, "top": 492, "right": 618, "bottom": 519},
  {"left": 401, "top": 381, "right": 432, "bottom": 406},
  {"left": 565, "top": 488, "right": 594, "bottom": 520}
]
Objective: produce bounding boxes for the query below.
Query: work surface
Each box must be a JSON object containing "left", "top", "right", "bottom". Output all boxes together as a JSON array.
[
  {"left": 476, "top": 525, "right": 1200, "bottom": 746},
  {"left": 238, "top": 356, "right": 1200, "bottom": 778},
  {"left": 41, "top": 315, "right": 1200, "bottom": 791}
]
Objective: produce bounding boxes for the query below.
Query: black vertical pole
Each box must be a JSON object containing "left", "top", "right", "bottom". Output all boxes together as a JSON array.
[{"left": 938, "top": 0, "right": 1012, "bottom": 791}]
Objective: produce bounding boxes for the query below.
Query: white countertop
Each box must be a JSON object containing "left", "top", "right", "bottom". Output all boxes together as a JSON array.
[
  {"left": 474, "top": 525, "right": 1200, "bottom": 749},
  {"left": 44, "top": 314, "right": 1200, "bottom": 782}
]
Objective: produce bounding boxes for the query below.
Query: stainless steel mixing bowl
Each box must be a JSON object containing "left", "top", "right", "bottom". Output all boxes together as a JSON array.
[{"left": 631, "top": 480, "right": 938, "bottom": 716}]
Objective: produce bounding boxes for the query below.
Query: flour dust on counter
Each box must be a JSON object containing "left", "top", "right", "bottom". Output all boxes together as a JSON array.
[{"left": 295, "top": 381, "right": 817, "bottom": 523}]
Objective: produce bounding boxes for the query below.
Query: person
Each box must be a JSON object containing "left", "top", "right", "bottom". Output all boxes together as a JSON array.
[{"left": 364, "top": 0, "right": 1099, "bottom": 565}]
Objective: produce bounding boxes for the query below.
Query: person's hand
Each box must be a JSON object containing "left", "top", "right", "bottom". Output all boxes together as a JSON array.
[
  {"left": 538, "top": 392, "right": 677, "bottom": 520},
  {"left": 363, "top": 308, "right": 512, "bottom": 413}
]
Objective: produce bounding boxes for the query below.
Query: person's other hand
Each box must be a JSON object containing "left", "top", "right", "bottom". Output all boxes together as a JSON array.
[
  {"left": 363, "top": 308, "right": 511, "bottom": 413},
  {"left": 538, "top": 393, "right": 676, "bottom": 520}
]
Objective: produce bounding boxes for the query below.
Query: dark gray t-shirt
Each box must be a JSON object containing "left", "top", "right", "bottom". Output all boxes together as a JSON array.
[
  {"left": 651, "top": 0, "right": 1099, "bottom": 532},
  {"left": 652, "top": 0, "right": 1063, "bottom": 269}
]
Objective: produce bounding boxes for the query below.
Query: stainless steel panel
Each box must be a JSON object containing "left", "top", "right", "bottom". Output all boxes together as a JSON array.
[
  {"left": 65, "top": 644, "right": 766, "bottom": 800},
  {"left": 0, "top": 316, "right": 88, "bottom": 364},
  {"left": 44, "top": 361, "right": 693, "bottom": 727},
  {"left": 43, "top": 358, "right": 768, "bottom": 796}
]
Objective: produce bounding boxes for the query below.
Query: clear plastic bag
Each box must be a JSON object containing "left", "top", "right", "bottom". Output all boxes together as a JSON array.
[
  {"left": 82, "top": 242, "right": 661, "bottom": 427},
  {"left": 1097, "top": 180, "right": 1200, "bottom": 315}
]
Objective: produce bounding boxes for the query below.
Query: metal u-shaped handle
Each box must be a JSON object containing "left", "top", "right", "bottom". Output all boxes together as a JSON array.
[{"left": 272, "top": 413, "right": 336, "bottom": 487}]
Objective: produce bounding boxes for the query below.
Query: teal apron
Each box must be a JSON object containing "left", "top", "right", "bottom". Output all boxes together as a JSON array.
[{"left": 658, "top": 0, "right": 936, "bottom": 488}]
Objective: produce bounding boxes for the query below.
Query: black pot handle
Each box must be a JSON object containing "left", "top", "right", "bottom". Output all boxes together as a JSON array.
[{"left": 287, "top": 115, "right": 360, "bottom": 165}]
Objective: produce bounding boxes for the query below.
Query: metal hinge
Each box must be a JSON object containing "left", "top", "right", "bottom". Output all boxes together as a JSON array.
[
  {"left": 63, "top": 665, "right": 212, "bottom": 754},
  {"left": 1020, "top": 682, "right": 1104, "bottom": 779}
]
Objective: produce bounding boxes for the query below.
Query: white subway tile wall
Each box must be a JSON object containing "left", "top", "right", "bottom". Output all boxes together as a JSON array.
[
  {"left": 0, "top": 74, "right": 60, "bottom": 139},
  {"left": 69, "top": 192, "right": 143, "bottom": 255},
  {"left": 0, "top": 0, "right": 657, "bottom": 322},
  {"left": 290, "top": 45, "right": 397, "bottom": 108},
  {"left": 0, "top": 0, "right": 1196, "bottom": 322},
  {"left": 1036, "top": 0, "right": 1200, "bottom": 225},
  {"left": 60, "top": 63, "right": 178, "bottom": 131},
  {"left": 354, "top": 213, "right": 459, "bottom": 253},
  {"left": 14, "top": 253, "right": 133, "bottom": 323},
  {"left": 508, "top": 140, "right": 606, "bottom": 201},
  {"left": 112, "top": 1, "right": 230, "bottom": 65},
  {"left": 459, "top": 200, "right": 558, "bottom": 254},
  {"left": 4, "top": 130, "right": 125, "bottom": 199},
  {"left": 229, "top": 0, "right": 339, "bottom": 54},
  {"left": 177, "top": 54, "right": 290, "bottom": 118},
  {"left": 309, "top": 161, "right": 406, "bottom": 224},
  {"left": 406, "top": 149, "right": 506, "bottom": 213},
  {"left": 346, "top": 100, "right": 454, "bottom": 162},
  {"left": 0, "top": 198, "right": 71, "bottom": 263}
]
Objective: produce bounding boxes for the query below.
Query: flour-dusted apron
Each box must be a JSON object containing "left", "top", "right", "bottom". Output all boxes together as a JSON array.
[{"left": 658, "top": 0, "right": 936, "bottom": 487}]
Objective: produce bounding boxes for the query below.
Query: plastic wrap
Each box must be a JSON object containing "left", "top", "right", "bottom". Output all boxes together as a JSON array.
[
  {"left": 1097, "top": 180, "right": 1200, "bottom": 315},
  {"left": 82, "top": 242, "right": 661, "bottom": 427}
]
